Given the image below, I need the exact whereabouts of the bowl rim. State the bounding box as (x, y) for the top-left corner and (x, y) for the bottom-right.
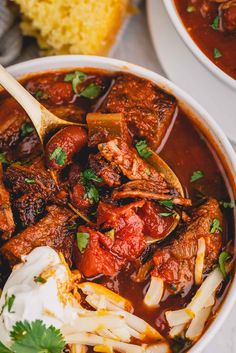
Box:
(163, 0), (236, 91)
(6, 55), (236, 353)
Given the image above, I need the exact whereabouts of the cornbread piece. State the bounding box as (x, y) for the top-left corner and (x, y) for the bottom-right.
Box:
(100, 74), (177, 149)
(14, 0), (128, 55)
(1, 205), (74, 266)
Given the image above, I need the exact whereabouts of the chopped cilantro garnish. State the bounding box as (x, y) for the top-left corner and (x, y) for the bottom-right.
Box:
(218, 251), (231, 278)
(64, 70), (87, 94)
(105, 229), (115, 241)
(210, 218), (222, 233)
(214, 47), (222, 59)
(77, 232), (90, 253)
(158, 199), (174, 209)
(21, 123), (34, 138)
(0, 294), (15, 315)
(35, 90), (49, 100)
(187, 5), (196, 13)
(211, 16), (220, 30)
(135, 140), (152, 159)
(170, 283), (177, 291)
(82, 169), (102, 183)
(49, 147), (67, 166)
(220, 200), (235, 209)
(190, 170), (204, 182)
(80, 83), (101, 99)
(1, 320), (66, 353)
(159, 212), (173, 217)
(0, 152), (9, 164)
(172, 337), (192, 353)
(34, 276), (47, 284)
(86, 184), (99, 203)
(25, 178), (35, 184)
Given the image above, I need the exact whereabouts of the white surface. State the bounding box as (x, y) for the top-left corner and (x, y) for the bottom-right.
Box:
(7, 55), (236, 353)
(146, 0), (236, 144)
(164, 0), (236, 91)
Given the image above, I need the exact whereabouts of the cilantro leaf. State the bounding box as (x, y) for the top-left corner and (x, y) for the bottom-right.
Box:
(77, 232), (90, 253)
(21, 123), (34, 138)
(10, 320), (65, 353)
(35, 90), (49, 100)
(86, 184), (99, 203)
(34, 276), (47, 284)
(158, 199), (174, 209)
(25, 178), (35, 184)
(218, 251), (231, 278)
(220, 200), (235, 209)
(210, 218), (222, 233)
(0, 294), (15, 315)
(80, 83), (101, 99)
(49, 147), (67, 166)
(211, 16), (220, 30)
(82, 169), (102, 183)
(135, 140), (152, 159)
(0, 153), (9, 164)
(0, 342), (13, 353)
(214, 47), (222, 59)
(64, 71), (87, 94)
(190, 170), (204, 182)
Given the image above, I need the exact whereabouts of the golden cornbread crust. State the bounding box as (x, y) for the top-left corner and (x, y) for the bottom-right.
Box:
(14, 0), (129, 55)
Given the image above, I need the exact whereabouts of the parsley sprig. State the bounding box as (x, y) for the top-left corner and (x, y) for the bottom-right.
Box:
(0, 320), (65, 353)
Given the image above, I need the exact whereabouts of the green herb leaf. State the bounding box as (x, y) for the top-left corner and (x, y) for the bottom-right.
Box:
(211, 16), (220, 30)
(0, 294), (15, 315)
(49, 147), (67, 166)
(210, 218), (222, 233)
(159, 212), (173, 217)
(25, 178), (35, 184)
(190, 170), (204, 182)
(35, 90), (49, 100)
(80, 83), (101, 99)
(77, 232), (90, 253)
(104, 229), (115, 241)
(34, 276), (47, 284)
(218, 251), (231, 278)
(86, 184), (99, 203)
(82, 169), (102, 183)
(170, 283), (177, 291)
(21, 123), (34, 138)
(187, 5), (196, 13)
(172, 337), (192, 353)
(135, 140), (152, 159)
(158, 199), (174, 209)
(214, 47), (222, 59)
(10, 320), (65, 353)
(0, 153), (9, 164)
(219, 200), (235, 209)
(0, 342), (13, 353)
(64, 71), (87, 94)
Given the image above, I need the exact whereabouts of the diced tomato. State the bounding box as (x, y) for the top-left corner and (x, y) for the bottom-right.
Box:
(138, 201), (175, 240)
(77, 226), (125, 277)
(48, 82), (73, 104)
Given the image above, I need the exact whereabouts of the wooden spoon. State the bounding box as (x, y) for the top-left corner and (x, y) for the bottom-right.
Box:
(0, 64), (85, 143)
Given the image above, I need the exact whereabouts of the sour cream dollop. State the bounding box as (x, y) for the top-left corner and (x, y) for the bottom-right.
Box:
(0, 246), (78, 346)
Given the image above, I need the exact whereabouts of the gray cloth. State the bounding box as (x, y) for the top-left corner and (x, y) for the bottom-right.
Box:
(0, 0), (23, 65)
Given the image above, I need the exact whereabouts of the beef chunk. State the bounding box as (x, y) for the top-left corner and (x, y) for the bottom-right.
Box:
(13, 193), (45, 227)
(5, 159), (67, 205)
(0, 165), (15, 239)
(152, 198), (223, 292)
(219, 0), (236, 32)
(98, 138), (168, 187)
(100, 74), (177, 149)
(1, 205), (75, 266)
(0, 98), (28, 151)
(89, 153), (121, 187)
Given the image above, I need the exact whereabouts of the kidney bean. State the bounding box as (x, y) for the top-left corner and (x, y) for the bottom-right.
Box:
(46, 126), (87, 170)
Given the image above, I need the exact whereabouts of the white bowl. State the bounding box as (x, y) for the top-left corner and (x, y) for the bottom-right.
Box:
(6, 55), (236, 352)
(164, 0), (236, 91)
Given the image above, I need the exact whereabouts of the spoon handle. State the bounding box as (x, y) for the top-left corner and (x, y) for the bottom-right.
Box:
(0, 64), (42, 137)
